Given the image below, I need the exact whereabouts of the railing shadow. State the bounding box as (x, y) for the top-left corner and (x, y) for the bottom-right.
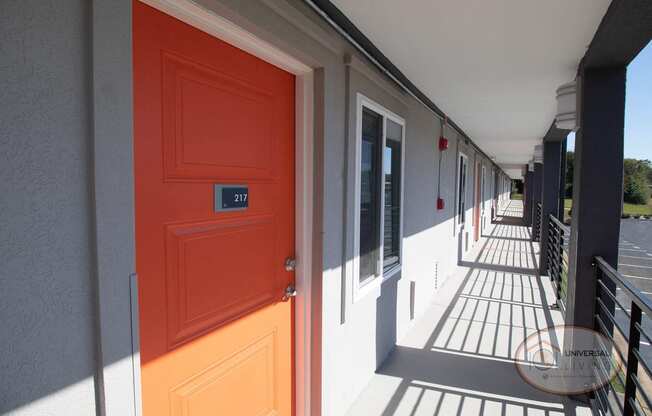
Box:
(350, 201), (591, 416)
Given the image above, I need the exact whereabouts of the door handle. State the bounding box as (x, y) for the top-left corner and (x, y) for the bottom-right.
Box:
(282, 284), (297, 301)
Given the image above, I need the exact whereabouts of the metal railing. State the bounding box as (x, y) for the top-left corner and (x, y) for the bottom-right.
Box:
(546, 214), (569, 312)
(533, 202), (542, 241)
(594, 257), (652, 416)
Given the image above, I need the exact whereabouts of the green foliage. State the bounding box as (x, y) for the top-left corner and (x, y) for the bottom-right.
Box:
(641, 159), (652, 184)
(565, 151), (574, 186)
(623, 159), (651, 205)
(565, 153), (651, 206)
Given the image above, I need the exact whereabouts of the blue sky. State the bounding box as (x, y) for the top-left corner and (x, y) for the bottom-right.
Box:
(567, 41), (652, 160)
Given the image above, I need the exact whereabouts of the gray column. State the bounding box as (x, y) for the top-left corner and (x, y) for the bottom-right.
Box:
(558, 138), (568, 221)
(539, 140), (563, 274)
(566, 67), (626, 329)
(530, 163), (543, 239)
(523, 169), (533, 225)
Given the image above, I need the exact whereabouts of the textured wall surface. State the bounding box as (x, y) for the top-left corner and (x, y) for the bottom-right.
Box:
(0, 1), (98, 415)
(0, 0), (514, 415)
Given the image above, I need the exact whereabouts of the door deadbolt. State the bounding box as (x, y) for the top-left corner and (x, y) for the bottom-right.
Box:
(285, 257), (297, 271)
(282, 284), (297, 301)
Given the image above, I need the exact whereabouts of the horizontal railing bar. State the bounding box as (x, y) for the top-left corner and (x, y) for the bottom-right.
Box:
(595, 380), (624, 416)
(595, 314), (629, 366)
(632, 348), (652, 379)
(596, 298), (630, 343)
(634, 321), (652, 346)
(594, 342), (627, 394)
(549, 214), (570, 234)
(628, 397), (644, 416)
(597, 278), (633, 321)
(630, 373), (652, 413)
(595, 257), (652, 317)
(593, 386), (610, 415)
(595, 327), (628, 368)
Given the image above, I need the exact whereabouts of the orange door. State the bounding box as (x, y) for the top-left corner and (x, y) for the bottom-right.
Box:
(133, 3), (295, 415)
(474, 162), (481, 241)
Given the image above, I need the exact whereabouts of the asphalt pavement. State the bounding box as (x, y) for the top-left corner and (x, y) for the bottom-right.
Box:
(614, 219), (652, 363)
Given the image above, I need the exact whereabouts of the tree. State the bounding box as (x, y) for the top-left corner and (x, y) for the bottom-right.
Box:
(565, 154), (651, 205)
(641, 159), (652, 184)
(565, 151), (574, 197)
(623, 159), (651, 205)
(565, 151), (574, 185)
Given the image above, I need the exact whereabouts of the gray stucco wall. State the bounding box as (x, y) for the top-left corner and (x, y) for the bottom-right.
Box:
(0, 1), (512, 415)
(0, 1), (98, 414)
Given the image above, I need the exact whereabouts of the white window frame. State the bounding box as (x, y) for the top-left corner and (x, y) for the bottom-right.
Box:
(456, 152), (469, 229)
(352, 93), (406, 302)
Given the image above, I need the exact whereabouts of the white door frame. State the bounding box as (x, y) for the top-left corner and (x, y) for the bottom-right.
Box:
(137, 1), (316, 414)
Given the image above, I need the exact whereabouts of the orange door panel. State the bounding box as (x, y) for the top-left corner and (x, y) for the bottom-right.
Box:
(133, 2), (295, 415)
(474, 163), (481, 242)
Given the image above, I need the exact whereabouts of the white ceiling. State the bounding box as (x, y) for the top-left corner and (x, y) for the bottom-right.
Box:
(330, 0), (611, 178)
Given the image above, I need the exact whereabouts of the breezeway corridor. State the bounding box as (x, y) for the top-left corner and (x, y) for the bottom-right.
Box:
(346, 201), (594, 416)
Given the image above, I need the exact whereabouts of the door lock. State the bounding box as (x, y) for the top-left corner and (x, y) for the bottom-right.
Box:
(282, 284), (297, 301)
(284, 257), (297, 271)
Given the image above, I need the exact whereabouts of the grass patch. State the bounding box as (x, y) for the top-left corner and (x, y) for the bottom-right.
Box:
(511, 193), (523, 200)
(564, 198), (652, 220)
(564, 199), (572, 223)
(623, 200), (652, 216)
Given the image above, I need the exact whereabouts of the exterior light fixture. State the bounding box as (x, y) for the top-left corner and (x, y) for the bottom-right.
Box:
(533, 145), (544, 164)
(555, 79), (579, 131)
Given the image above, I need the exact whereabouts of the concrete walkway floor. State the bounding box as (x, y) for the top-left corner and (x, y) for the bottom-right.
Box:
(346, 201), (594, 416)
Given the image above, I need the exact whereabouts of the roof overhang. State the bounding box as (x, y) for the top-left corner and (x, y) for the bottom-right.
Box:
(307, 0), (616, 178)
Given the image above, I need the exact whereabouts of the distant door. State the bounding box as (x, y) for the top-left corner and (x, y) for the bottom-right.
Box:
(480, 166), (486, 233)
(134, 2), (295, 415)
(474, 162), (481, 241)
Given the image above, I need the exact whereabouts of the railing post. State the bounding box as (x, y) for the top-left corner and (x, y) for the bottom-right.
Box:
(624, 303), (642, 416)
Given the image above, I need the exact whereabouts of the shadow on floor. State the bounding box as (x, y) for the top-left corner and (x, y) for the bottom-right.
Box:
(346, 201), (593, 416)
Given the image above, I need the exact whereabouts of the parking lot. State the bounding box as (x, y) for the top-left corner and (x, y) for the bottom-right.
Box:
(619, 220), (652, 297)
(614, 219), (652, 362)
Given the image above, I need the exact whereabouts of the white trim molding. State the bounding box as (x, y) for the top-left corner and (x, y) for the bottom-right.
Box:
(140, 0), (312, 75)
(456, 151), (469, 232)
(352, 93), (406, 302)
(135, 2), (316, 415)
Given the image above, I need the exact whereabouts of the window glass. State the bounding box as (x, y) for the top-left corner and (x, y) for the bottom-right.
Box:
(383, 120), (402, 272)
(360, 108), (383, 282)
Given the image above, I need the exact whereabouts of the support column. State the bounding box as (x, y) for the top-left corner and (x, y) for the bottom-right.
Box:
(558, 138), (568, 221)
(523, 168), (533, 225)
(539, 140), (563, 275)
(532, 162), (543, 240)
(566, 67), (626, 329)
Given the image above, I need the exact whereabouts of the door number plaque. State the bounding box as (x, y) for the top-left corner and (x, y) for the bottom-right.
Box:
(214, 184), (248, 212)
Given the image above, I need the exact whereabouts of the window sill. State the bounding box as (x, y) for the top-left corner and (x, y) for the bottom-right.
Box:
(382, 264), (401, 282)
(353, 264), (402, 303)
